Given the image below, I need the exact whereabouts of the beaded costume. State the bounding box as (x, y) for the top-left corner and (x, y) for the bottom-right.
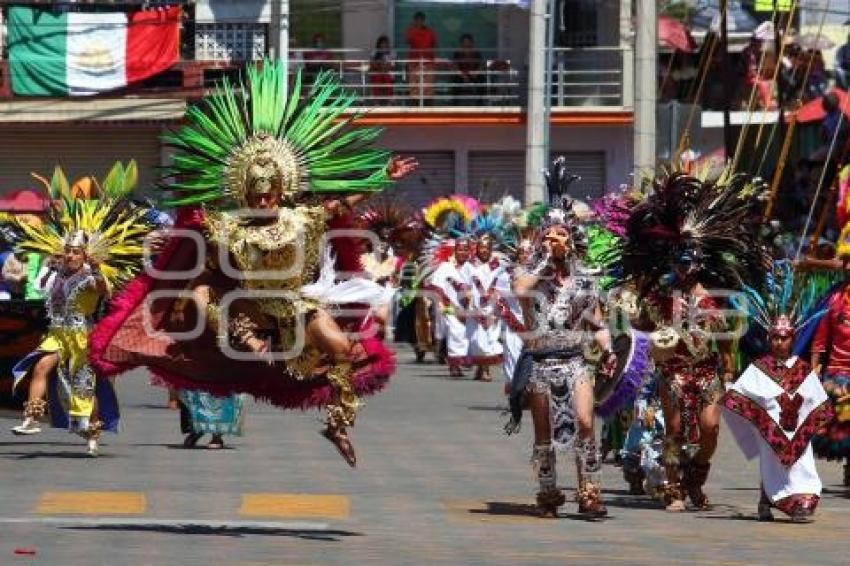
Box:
(89, 62), (401, 466)
(11, 162), (152, 452)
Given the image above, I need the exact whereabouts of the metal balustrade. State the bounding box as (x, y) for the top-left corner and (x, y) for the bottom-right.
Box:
(0, 19), (628, 109)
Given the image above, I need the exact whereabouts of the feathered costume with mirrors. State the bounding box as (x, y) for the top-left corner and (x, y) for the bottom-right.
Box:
(89, 62), (402, 467)
(11, 163), (153, 450)
(612, 170), (769, 510)
(508, 157), (625, 518)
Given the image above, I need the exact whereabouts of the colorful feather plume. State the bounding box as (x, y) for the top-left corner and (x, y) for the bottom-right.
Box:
(14, 163), (154, 288)
(162, 61), (392, 208)
(422, 195), (479, 231)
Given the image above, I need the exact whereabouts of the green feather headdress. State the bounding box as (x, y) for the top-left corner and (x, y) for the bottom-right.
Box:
(162, 60), (392, 208)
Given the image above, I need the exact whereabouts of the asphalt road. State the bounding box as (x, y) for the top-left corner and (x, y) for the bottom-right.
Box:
(0, 345), (848, 566)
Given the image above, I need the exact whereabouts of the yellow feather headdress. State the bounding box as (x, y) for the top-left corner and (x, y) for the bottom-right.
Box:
(13, 162), (153, 288)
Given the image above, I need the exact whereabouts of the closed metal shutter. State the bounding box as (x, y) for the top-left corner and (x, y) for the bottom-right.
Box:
(0, 125), (163, 198)
(468, 151), (525, 202)
(554, 151), (607, 200)
(468, 150), (607, 203)
(390, 151), (455, 208)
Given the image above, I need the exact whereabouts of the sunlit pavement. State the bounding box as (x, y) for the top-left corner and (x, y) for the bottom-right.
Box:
(1, 345), (848, 565)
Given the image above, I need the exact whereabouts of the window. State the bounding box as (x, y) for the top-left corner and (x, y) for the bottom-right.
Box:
(195, 23), (267, 62)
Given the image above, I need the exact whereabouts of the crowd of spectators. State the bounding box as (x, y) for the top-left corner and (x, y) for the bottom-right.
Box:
(659, 25), (845, 112)
(297, 12), (493, 105)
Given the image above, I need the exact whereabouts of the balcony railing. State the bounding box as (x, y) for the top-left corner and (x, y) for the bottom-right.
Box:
(549, 47), (627, 108)
(0, 20), (629, 110)
(289, 48), (521, 108)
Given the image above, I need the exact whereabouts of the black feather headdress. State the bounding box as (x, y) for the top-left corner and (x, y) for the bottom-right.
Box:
(539, 156), (590, 255)
(615, 171), (769, 296)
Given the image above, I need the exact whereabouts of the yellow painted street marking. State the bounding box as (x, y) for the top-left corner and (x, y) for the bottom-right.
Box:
(35, 491), (146, 515)
(239, 494), (350, 520)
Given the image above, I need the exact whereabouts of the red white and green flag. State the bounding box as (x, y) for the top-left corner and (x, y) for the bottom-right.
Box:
(8, 6), (181, 96)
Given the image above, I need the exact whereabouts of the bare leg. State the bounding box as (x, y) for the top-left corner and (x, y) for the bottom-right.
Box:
(659, 381), (686, 511)
(167, 388), (179, 410)
(12, 352), (58, 435)
(307, 309), (358, 468)
(28, 352), (57, 403)
(573, 378), (607, 517)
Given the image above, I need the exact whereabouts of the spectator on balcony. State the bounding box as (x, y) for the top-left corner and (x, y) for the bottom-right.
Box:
(369, 35), (395, 105)
(304, 33), (336, 84)
(741, 34), (776, 110)
(405, 11), (437, 105)
(452, 33), (483, 105)
(834, 32), (850, 90)
(779, 43), (804, 105)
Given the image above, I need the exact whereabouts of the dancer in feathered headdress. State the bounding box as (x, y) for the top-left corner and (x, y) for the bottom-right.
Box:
(612, 169), (770, 511)
(88, 62), (416, 467)
(10, 162), (154, 456)
(460, 201), (524, 381)
(722, 261), (832, 522)
(356, 201), (421, 283)
(507, 156), (644, 518)
(420, 195), (480, 377)
(354, 201), (423, 340)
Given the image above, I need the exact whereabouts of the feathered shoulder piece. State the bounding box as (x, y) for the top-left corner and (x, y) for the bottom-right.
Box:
(615, 170), (769, 295)
(162, 61), (392, 208)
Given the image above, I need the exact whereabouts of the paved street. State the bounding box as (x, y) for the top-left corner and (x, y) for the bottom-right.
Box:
(1, 345), (848, 566)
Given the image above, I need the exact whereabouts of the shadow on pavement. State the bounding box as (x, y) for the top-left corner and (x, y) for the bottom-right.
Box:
(0, 450), (114, 460)
(0, 441), (88, 447)
(698, 511), (815, 524)
(64, 524), (363, 541)
(462, 405), (506, 412)
(822, 486), (850, 498)
(126, 442), (237, 451)
(124, 404), (179, 411)
(470, 501), (610, 523)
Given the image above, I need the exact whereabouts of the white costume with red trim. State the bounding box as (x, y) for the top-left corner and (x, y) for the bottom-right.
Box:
(428, 259), (471, 366)
(722, 355), (831, 513)
(463, 258), (504, 367)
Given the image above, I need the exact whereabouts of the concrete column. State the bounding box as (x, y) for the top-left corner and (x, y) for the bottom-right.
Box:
(524, 0), (547, 204)
(620, 0), (634, 109)
(455, 148), (469, 194)
(632, 0), (656, 176)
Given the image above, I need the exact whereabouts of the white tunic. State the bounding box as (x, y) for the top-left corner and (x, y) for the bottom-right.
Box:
(428, 260), (471, 363)
(722, 356), (829, 504)
(462, 258), (504, 365)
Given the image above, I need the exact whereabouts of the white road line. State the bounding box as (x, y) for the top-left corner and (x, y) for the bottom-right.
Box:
(0, 517), (332, 530)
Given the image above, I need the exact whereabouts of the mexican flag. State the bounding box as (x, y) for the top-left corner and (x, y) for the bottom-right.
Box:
(8, 6), (181, 96)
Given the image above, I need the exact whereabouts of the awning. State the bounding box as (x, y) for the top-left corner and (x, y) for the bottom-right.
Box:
(0, 98), (186, 123)
(0, 189), (49, 213)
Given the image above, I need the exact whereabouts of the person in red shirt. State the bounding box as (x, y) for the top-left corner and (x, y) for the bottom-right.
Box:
(369, 35), (395, 104)
(810, 268), (850, 485)
(405, 12), (437, 104)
